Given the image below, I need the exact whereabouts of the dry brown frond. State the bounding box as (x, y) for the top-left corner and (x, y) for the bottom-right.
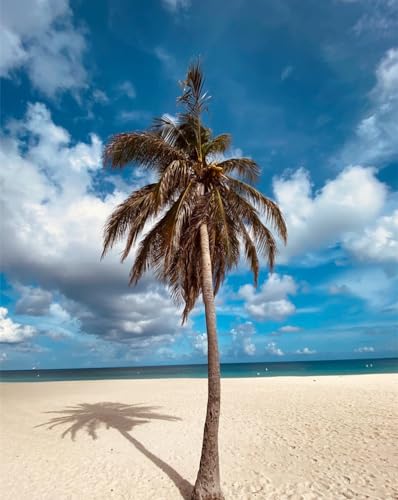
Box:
(218, 158), (260, 182)
(103, 132), (186, 170)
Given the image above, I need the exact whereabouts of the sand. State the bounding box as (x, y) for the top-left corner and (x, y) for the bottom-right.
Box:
(1, 374), (397, 500)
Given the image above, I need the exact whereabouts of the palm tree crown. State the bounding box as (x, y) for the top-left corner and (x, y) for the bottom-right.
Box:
(102, 62), (287, 322)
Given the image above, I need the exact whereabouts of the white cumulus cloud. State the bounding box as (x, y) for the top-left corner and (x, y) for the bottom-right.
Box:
(343, 210), (398, 263)
(273, 166), (388, 263)
(296, 347), (316, 355)
(0, 308), (37, 343)
(354, 346), (375, 353)
(239, 274), (297, 321)
(279, 325), (301, 333)
(266, 342), (284, 356)
(0, 0), (88, 97)
(192, 333), (208, 356)
(230, 322), (256, 357)
(340, 47), (398, 166)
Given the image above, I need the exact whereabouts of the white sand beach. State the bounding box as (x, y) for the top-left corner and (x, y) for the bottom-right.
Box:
(1, 374), (397, 500)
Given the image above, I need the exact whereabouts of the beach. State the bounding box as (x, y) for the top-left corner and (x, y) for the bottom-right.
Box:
(1, 374), (397, 499)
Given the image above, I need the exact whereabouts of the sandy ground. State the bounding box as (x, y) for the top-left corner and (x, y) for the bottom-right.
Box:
(0, 374), (397, 500)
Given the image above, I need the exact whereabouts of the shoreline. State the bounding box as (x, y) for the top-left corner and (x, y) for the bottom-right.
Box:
(1, 374), (397, 499)
(1, 355), (396, 370)
(1, 357), (397, 383)
(1, 371), (397, 384)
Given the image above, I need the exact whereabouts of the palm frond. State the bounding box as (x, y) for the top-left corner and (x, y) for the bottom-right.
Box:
(211, 188), (240, 267)
(103, 132), (186, 170)
(238, 222), (260, 286)
(222, 186), (277, 270)
(129, 221), (162, 285)
(203, 134), (231, 158)
(177, 61), (210, 116)
(227, 176), (287, 243)
(162, 180), (198, 255)
(217, 158), (260, 182)
(248, 214), (277, 270)
(102, 184), (159, 259)
(155, 159), (192, 207)
(151, 115), (188, 149)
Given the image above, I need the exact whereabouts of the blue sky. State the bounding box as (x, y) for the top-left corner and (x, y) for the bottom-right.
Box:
(0, 0), (397, 370)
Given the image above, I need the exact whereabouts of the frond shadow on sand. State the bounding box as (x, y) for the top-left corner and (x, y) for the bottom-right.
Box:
(37, 402), (192, 499)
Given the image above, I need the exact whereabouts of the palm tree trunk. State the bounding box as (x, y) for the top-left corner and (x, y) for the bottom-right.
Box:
(191, 223), (224, 500)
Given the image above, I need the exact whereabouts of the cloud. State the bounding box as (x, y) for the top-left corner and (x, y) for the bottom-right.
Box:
(327, 268), (397, 310)
(279, 325), (301, 333)
(382, 302), (398, 313)
(192, 333), (208, 356)
(296, 347), (316, 355)
(273, 166), (388, 263)
(15, 286), (53, 316)
(0, 0), (87, 97)
(354, 346), (375, 353)
(230, 322), (256, 357)
(92, 89), (109, 104)
(0, 308), (37, 343)
(154, 47), (182, 80)
(265, 341), (284, 356)
(343, 210), (398, 263)
(314, 321), (397, 338)
(12, 342), (49, 354)
(118, 110), (152, 124)
(243, 340), (256, 356)
(161, 0), (191, 12)
(328, 284), (351, 295)
(351, 1), (398, 39)
(239, 274), (297, 321)
(281, 65), (293, 81)
(0, 102), (187, 353)
(339, 48), (398, 166)
(156, 347), (178, 360)
(116, 81), (136, 99)
(35, 302), (81, 341)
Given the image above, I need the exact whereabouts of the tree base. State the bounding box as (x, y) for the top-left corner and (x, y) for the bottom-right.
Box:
(191, 485), (225, 500)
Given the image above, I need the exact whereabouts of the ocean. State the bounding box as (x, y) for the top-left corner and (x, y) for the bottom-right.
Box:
(1, 357), (397, 382)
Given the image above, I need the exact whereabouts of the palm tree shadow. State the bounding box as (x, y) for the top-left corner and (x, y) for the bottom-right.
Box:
(36, 402), (192, 499)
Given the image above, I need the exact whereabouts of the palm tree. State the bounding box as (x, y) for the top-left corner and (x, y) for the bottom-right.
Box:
(102, 62), (287, 500)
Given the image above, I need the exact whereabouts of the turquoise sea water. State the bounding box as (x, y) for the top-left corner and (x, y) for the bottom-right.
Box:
(1, 358), (397, 382)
